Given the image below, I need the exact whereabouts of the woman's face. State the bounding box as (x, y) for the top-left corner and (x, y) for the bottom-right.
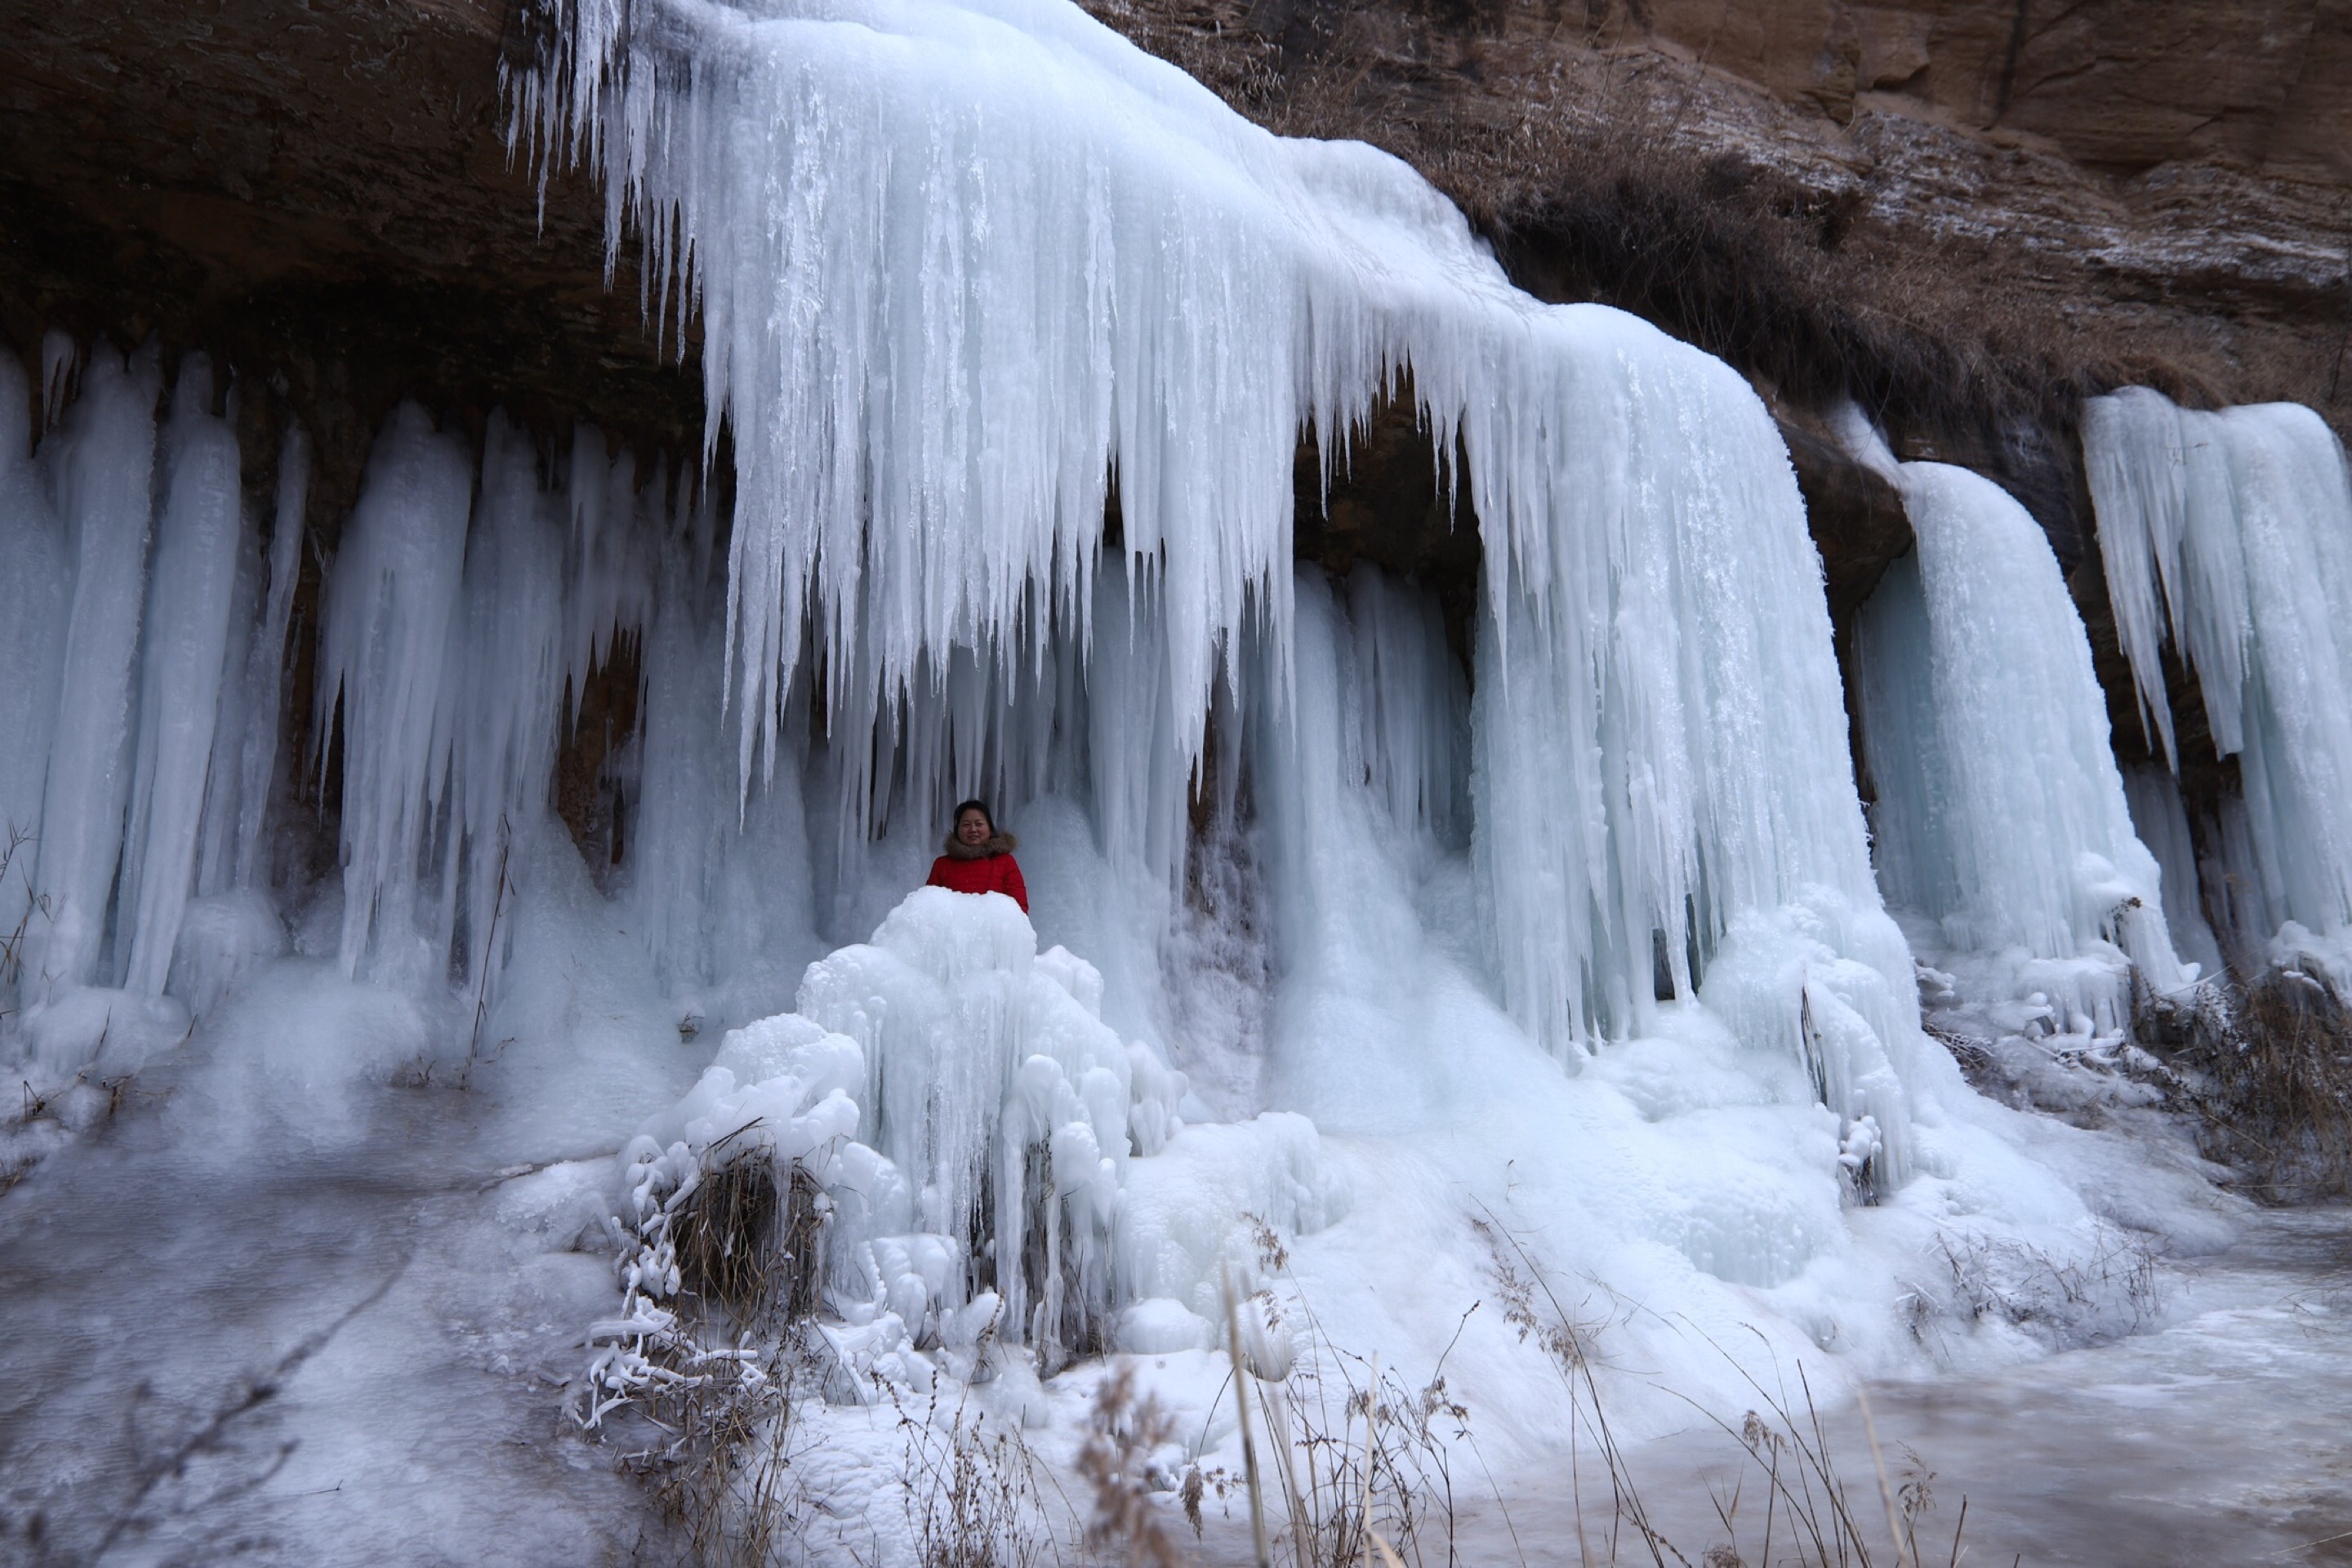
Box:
(956, 809), (991, 846)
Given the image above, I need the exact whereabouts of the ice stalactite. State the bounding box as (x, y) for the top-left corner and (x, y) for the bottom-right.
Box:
(2123, 764), (2227, 980)
(228, 422), (310, 894)
(316, 402), (476, 988)
(318, 408), (675, 996)
(1466, 313), (1905, 1065)
(1851, 451), (2190, 1031)
(2086, 388), (2352, 974)
(0, 356), (72, 998)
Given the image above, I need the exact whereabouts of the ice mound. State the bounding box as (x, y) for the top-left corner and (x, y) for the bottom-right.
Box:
(602, 885), (1334, 1384)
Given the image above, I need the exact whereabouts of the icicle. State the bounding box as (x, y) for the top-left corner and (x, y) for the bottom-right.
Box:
(453, 415), (571, 987)
(230, 422), (311, 892)
(117, 356), (248, 996)
(2123, 764), (2225, 979)
(2087, 389), (2352, 954)
(316, 401), (474, 985)
(39, 329), (79, 431)
(27, 343), (163, 995)
(0, 354), (74, 1004)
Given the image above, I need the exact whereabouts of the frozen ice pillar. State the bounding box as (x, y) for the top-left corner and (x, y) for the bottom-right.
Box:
(1852, 444), (2190, 1029)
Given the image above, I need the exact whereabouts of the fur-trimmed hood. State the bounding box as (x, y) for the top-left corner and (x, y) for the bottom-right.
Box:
(942, 830), (1018, 859)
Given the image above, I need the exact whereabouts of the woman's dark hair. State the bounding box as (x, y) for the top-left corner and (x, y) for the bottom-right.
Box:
(951, 799), (994, 832)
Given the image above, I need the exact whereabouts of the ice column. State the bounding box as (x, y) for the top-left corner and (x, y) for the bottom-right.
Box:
(2086, 389), (2352, 963)
(316, 402), (474, 985)
(27, 345), (163, 992)
(1469, 311), (1904, 1055)
(0, 354), (73, 995)
(115, 358), (248, 996)
(1853, 458), (2190, 1018)
(229, 424), (310, 892)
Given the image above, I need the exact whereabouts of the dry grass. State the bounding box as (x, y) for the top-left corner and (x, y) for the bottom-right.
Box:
(1199, 1282), (1472, 1568)
(1474, 1205), (1970, 1568)
(1079, 1367), (1188, 1568)
(1, 821), (51, 1029)
(2156, 965), (2352, 1202)
(581, 1133), (828, 1566)
(891, 1367), (1074, 1568)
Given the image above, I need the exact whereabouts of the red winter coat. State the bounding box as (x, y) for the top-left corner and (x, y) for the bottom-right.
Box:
(925, 832), (1030, 913)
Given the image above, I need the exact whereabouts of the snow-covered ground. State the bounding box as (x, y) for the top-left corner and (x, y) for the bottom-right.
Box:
(0, 999), (684, 1564)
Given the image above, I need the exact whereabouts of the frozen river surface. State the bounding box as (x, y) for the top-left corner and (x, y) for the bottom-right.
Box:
(1435, 1205), (2352, 1568)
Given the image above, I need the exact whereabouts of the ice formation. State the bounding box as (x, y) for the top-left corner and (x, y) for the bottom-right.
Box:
(506, 0), (1939, 1153)
(1851, 448), (2190, 1029)
(2086, 388), (2352, 971)
(604, 888), (1219, 1379)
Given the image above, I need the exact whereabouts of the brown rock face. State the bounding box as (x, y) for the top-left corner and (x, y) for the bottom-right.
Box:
(1099, 0), (2352, 430)
(0, 0), (699, 535)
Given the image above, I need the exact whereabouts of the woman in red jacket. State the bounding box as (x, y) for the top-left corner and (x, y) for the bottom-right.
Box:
(925, 798), (1029, 914)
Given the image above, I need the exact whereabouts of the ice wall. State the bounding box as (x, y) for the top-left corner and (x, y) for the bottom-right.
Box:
(2086, 389), (2352, 968)
(1852, 457), (2190, 1026)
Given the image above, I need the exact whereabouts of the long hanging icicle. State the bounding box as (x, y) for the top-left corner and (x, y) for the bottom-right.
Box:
(0, 354), (73, 993)
(27, 345), (163, 995)
(316, 402), (475, 985)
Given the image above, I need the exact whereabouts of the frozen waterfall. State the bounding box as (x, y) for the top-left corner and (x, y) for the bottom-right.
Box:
(1851, 444), (2191, 1032)
(511, 0), (1939, 1156)
(3, 0), (2259, 1438)
(2086, 388), (2352, 976)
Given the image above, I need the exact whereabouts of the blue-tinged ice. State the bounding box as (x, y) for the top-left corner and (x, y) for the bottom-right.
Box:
(1851, 448), (2190, 1031)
